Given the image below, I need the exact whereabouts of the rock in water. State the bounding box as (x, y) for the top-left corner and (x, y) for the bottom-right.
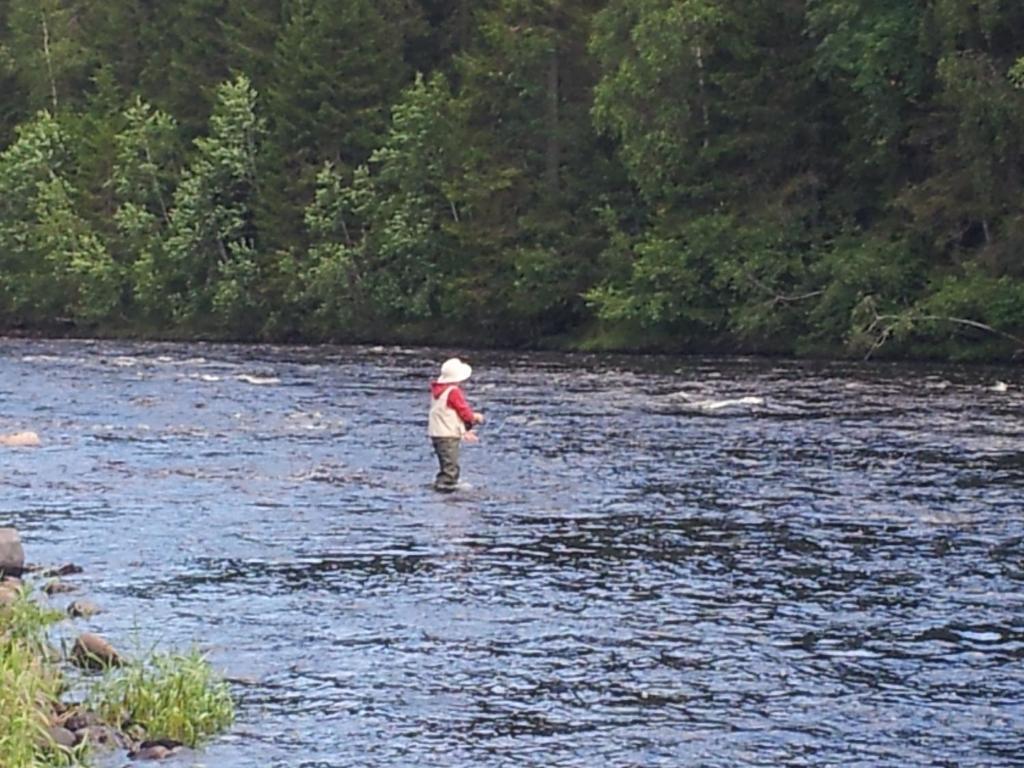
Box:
(130, 740), (184, 761)
(71, 632), (123, 668)
(67, 599), (102, 618)
(43, 579), (77, 595)
(0, 431), (41, 447)
(0, 528), (25, 577)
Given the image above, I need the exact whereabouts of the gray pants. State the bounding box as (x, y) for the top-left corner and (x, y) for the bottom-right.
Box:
(431, 437), (461, 491)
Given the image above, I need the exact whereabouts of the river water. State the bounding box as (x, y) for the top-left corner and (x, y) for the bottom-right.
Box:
(2, 339), (1023, 767)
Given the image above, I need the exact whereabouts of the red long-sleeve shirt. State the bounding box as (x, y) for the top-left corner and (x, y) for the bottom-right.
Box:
(430, 382), (476, 427)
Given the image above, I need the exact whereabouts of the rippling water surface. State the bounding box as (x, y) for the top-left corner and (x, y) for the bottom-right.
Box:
(2, 339), (1023, 767)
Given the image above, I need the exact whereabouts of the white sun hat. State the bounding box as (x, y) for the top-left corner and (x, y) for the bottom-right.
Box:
(437, 357), (472, 384)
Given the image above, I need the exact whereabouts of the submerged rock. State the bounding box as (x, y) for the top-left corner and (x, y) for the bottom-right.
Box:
(67, 599), (102, 618)
(43, 579), (76, 595)
(0, 430), (40, 447)
(130, 740), (185, 761)
(0, 527), (25, 577)
(71, 632), (123, 669)
(43, 563), (84, 578)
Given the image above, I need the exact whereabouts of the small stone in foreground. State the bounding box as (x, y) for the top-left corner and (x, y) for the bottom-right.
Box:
(71, 632), (123, 669)
(46, 725), (78, 749)
(0, 527), (25, 577)
(75, 724), (126, 749)
(62, 708), (101, 732)
(0, 584), (20, 606)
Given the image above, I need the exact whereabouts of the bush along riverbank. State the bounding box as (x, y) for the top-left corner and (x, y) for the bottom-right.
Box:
(0, 528), (234, 765)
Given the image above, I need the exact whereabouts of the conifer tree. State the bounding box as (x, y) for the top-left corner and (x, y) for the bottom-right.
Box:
(4, 0), (94, 114)
(153, 75), (266, 333)
(259, 0), (409, 251)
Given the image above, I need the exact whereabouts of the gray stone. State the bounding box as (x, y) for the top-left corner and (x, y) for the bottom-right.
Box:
(63, 709), (101, 732)
(43, 563), (83, 578)
(130, 742), (185, 761)
(0, 527), (25, 577)
(68, 599), (102, 618)
(0, 583), (20, 607)
(133, 744), (172, 760)
(71, 632), (123, 669)
(43, 579), (76, 595)
(46, 725), (78, 749)
(75, 725), (126, 749)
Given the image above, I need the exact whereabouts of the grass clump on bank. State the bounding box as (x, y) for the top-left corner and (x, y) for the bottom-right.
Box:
(2, 585), (234, 765)
(90, 649), (235, 747)
(0, 588), (77, 767)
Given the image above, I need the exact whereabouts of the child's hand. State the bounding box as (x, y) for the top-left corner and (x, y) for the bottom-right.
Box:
(463, 431), (479, 444)
(472, 412), (485, 424)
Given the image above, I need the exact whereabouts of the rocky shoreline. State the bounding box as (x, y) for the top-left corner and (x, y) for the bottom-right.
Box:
(1, 527), (233, 764)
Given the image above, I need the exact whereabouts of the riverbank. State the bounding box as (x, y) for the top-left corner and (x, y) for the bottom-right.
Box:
(0, 529), (233, 766)
(2, 321), (1023, 365)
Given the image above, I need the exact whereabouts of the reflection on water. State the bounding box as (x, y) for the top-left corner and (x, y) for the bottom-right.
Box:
(2, 339), (1023, 767)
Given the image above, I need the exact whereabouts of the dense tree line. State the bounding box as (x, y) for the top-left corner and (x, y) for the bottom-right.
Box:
(1, 0), (1023, 359)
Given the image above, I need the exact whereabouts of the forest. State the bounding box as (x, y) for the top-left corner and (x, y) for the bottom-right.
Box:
(1, 0), (1023, 360)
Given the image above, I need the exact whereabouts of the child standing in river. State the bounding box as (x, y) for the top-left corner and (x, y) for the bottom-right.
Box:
(428, 357), (484, 492)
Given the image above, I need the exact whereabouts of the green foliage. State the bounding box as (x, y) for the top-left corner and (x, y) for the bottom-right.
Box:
(256, 0), (412, 253)
(591, 0), (731, 204)
(153, 74), (266, 333)
(809, 236), (924, 352)
(0, 0), (1022, 358)
(1010, 57), (1024, 88)
(91, 649), (235, 747)
(935, 51), (1024, 222)
(916, 268), (1024, 355)
(0, 589), (77, 768)
(137, 0), (233, 134)
(807, 0), (925, 150)
(301, 73), (459, 336)
(266, 0), (407, 171)
(3, 587), (233, 766)
(109, 97), (183, 323)
(586, 214), (735, 339)
(4, 0), (95, 114)
(0, 111), (119, 325)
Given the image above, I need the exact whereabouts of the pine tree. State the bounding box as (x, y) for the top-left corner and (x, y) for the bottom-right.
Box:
(446, 0), (627, 340)
(258, 0), (409, 252)
(301, 73), (460, 337)
(138, 0), (232, 136)
(4, 0), (95, 114)
(151, 75), (267, 333)
(220, 0), (283, 89)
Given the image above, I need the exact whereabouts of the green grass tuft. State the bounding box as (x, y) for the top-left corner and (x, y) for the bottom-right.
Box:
(3, 586), (235, 765)
(0, 588), (75, 768)
(90, 649), (235, 747)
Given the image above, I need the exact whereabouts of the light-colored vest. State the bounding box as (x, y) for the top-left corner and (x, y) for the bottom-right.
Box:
(428, 386), (466, 438)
